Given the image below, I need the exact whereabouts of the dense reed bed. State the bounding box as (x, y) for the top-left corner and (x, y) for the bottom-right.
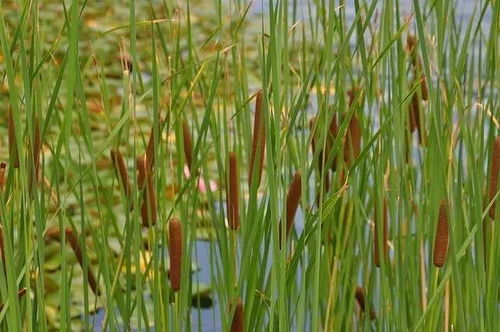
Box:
(0, 0), (498, 331)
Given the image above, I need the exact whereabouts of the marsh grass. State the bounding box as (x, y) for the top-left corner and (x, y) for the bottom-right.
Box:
(0, 0), (498, 331)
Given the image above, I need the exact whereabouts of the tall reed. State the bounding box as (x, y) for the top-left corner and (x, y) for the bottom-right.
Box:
(227, 152), (240, 230)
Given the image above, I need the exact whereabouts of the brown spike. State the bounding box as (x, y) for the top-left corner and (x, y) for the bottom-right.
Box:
(182, 120), (193, 172)
(230, 297), (244, 332)
(488, 137), (500, 219)
(0, 162), (6, 191)
(286, 171), (302, 236)
(145, 126), (156, 171)
(65, 228), (100, 296)
(433, 201), (449, 268)
(420, 75), (429, 101)
(168, 218), (183, 292)
(344, 115), (362, 166)
(373, 199), (388, 267)
(227, 152), (240, 230)
(355, 287), (376, 320)
(8, 110), (19, 168)
(110, 148), (132, 200)
(248, 90), (265, 187)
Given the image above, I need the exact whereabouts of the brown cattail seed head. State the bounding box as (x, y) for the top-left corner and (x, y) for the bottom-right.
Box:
(354, 287), (376, 320)
(145, 126), (157, 172)
(286, 171), (302, 236)
(374, 199), (388, 267)
(344, 115), (362, 166)
(0, 162), (6, 191)
(65, 228), (100, 296)
(230, 297), (244, 332)
(168, 218), (183, 292)
(433, 200), (449, 267)
(182, 120), (193, 172)
(420, 75), (429, 101)
(110, 149), (131, 199)
(248, 90), (265, 187)
(488, 137), (500, 219)
(227, 152), (240, 230)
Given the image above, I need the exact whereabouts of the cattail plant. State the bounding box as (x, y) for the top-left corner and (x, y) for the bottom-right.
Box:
(8, 110), (19, 168)
(168, 218), (183, 292)
(286, 171), (302, 236)
(433, 200), (449, 268)
(110, 148), (132, 201)
(65, 228), (100, 296)
(373, 198), (388, 267)
(227, 152), (240, 230)
(0, 162), (6, 191)
(354, 286), (376, 320)
(488, 137), (500, 219)
(230, 297), (244, 332)
(248, 90), (265, 187)
(182, 119), (193, 172)
(137, 155), (157, 227)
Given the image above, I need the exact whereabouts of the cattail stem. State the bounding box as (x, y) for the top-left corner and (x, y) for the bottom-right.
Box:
(374, 198), (388, 267)
(182, 120), (193, 172)
(227, 152), (240, 230)
(248, 90), (265, 187)
(0, 224), (4, 262)
(488, 137), (500, 219)
(65, 228), (100, 296)
(230, 297), (244, 332)
(137, 155), (157, 227)
(286, 171), (302, 236)
(29, 118), (42, 191)
(433, 200), (449, 268)
(168, 218), (183, 292)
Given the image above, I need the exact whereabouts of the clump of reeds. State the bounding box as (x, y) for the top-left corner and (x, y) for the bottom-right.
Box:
(248, 90), (265, 187)
(354, 286), (376, 320)
(0, 162), (6, 191)
(110, 148), (132, 201)
(286, 171), (302, 236)
(433, 200), (449, 268)
(488, 137), (500, 219)
(227, 152), (240, 230)
(230, 297), (244, 332)
(8, 110), (19, 168)
(137, 154), (157, 227)
(182, 119), (193, 172)
(373, 198), (388, 267)
(168, 218), (183, 292)
(65, 228), (100, 296)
